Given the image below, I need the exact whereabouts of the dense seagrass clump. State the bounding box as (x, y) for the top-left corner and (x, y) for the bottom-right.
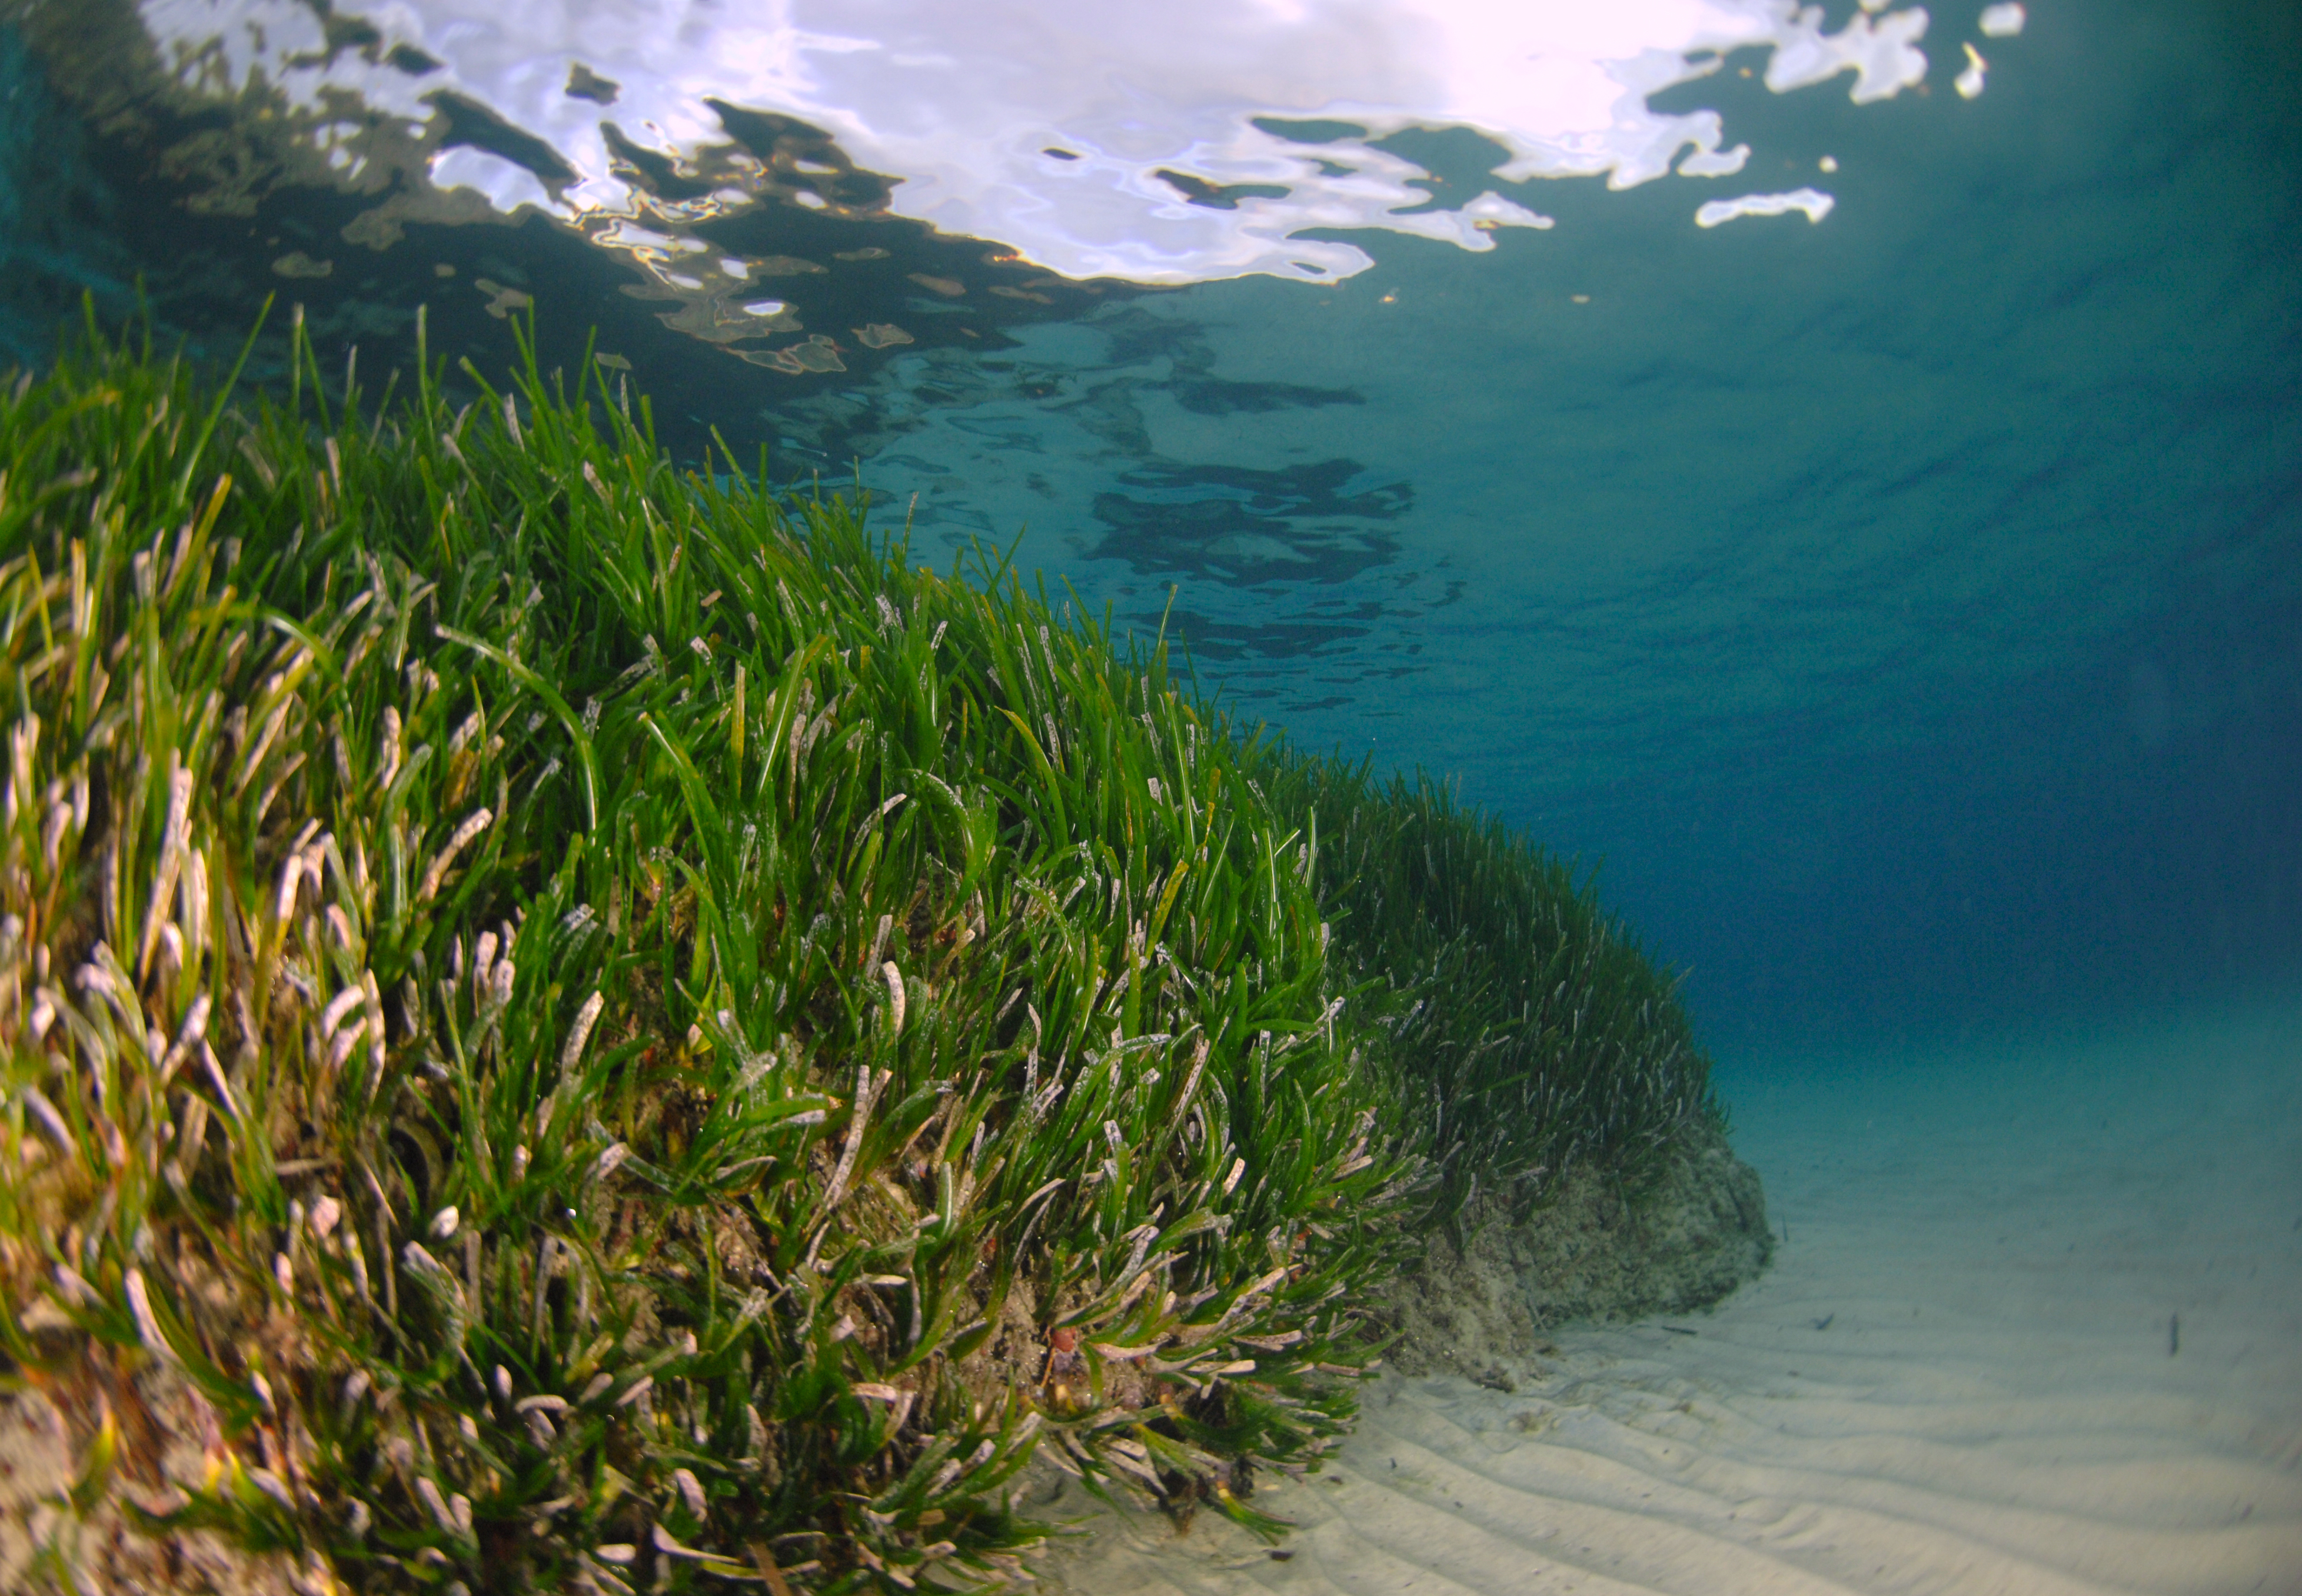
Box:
(1280, 761), (1722, 1233)
(0, 309), (1724, 1594)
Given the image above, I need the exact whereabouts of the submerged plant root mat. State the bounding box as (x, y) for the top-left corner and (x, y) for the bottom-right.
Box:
(1042, 998), (2302, 1596)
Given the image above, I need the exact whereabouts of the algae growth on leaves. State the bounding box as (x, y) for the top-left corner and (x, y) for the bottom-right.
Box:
(0, 306), (1725, 1592)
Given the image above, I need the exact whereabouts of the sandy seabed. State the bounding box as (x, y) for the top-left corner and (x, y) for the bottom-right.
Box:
(1044, 993), (2302, 1596)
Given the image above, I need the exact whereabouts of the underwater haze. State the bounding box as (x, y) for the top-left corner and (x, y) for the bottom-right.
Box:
(3, 0), (2300, 1587)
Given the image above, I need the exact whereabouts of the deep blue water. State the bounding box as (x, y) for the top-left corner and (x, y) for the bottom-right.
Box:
(3, 0), (2296, 1068)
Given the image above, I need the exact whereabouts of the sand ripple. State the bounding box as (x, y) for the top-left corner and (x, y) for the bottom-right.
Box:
(1047, 999), (2302, 1596)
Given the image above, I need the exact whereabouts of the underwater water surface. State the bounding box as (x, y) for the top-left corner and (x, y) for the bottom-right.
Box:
(2, 0), (2298, 1584)
(4, 0), (2294, 1059)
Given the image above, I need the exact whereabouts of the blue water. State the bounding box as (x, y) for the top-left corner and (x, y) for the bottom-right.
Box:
(2, 0), (2296, 1074)
(7, 3), (2301, 1590)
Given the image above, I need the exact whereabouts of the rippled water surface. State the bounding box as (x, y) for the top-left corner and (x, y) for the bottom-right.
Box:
(2, 0), (2296, 1055)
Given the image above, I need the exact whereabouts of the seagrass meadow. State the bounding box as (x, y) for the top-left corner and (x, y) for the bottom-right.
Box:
(0, 306), (1738, 1595)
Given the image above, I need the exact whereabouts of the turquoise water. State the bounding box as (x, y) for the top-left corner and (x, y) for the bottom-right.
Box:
(2, 0), (2296, 1070)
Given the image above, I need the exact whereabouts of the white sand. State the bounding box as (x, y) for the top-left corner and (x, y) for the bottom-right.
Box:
(1044, 995), (2302, 1596)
